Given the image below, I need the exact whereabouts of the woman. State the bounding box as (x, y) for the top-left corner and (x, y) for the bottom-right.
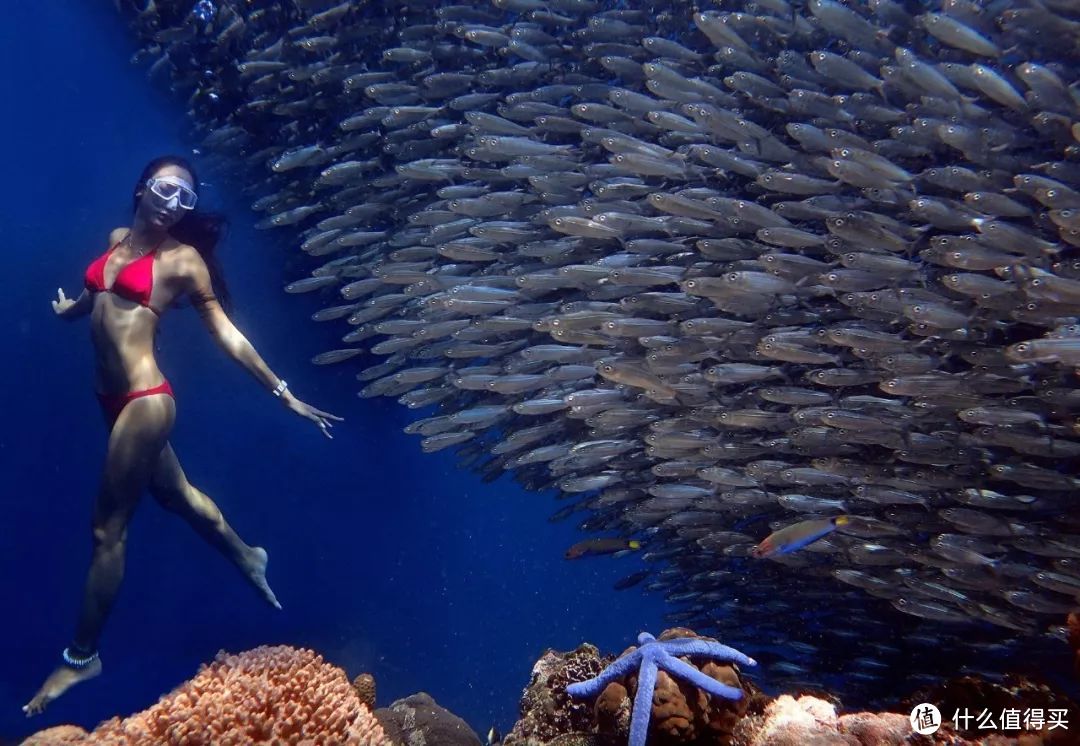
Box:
(24, 155), (342, 716)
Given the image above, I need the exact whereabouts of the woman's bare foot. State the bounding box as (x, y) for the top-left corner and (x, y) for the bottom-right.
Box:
(244, 546), (281, 609)
(23, 658), (102, 717)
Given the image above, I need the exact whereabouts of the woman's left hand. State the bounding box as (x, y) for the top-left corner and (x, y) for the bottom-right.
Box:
(282, 394), (344, 439)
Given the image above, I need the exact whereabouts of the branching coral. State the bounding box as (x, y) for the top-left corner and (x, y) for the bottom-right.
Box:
(24, 645), (392, 746)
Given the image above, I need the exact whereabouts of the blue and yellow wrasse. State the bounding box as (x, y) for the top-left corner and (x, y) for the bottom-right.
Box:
(565, 537), (641, 559)
(751, 516), (851, 559)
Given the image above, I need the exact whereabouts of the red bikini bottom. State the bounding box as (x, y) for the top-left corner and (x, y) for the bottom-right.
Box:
(96, 380), (174, 426)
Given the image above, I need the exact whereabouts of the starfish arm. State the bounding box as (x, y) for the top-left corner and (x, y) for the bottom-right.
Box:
(566, 649), (644, 698)
(656, 651), (745, 701)
(628, 658), (658, 746)
(658, 638), (758, 667)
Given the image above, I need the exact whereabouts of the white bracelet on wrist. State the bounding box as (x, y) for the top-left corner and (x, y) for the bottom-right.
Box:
(273, 379), (288, 397)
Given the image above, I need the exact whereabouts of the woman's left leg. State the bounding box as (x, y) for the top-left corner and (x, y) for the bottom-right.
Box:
(149, 443), (280, 609)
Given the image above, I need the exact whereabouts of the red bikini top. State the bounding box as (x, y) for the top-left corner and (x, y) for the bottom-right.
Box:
(85, 234), (166, 315)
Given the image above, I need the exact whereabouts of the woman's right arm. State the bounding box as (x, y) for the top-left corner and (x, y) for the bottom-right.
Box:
(53, 288), (93, 320)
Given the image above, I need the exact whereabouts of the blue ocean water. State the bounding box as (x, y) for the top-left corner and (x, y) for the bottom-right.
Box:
(0, 4), (667, 741)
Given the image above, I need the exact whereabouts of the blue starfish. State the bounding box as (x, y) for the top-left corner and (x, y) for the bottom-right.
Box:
(566, 632), (756, 746)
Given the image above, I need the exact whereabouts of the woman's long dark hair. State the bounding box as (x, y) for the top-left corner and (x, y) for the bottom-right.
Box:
(134, 155), (231, 311)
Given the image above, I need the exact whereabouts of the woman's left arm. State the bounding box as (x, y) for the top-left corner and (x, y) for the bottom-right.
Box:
(183, 253), (343, 438)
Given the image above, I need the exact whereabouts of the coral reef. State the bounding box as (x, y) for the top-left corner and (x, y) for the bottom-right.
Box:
(20, 635), (1080, 746)
(567, 629), (756, 746)
(21, 645), (391, 745)
(507, 629), (756, 746)
(375, 692), (482, 746)
(506, 632), (1080, 746)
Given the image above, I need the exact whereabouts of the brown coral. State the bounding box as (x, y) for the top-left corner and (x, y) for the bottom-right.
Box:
(503, 643), (610, 744)
(353, 672), (377, 709)
(24, 645), (392, 746)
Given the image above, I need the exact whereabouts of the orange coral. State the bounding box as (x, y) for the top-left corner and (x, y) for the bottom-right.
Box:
(26, 645), (391, 746)
(21, 724), (90, 744)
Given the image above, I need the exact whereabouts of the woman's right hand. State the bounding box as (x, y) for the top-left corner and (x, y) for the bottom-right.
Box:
(52, 288), (76, 317)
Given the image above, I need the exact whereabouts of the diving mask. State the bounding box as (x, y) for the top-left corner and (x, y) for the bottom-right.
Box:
(146, 176), (198, 210)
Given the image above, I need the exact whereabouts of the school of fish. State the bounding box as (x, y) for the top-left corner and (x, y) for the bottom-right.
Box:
(116, 0), (1080, 697)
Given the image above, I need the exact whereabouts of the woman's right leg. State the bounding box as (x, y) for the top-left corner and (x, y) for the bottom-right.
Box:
(23, 393), (175, 716)
(149, 443), (280, 609)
